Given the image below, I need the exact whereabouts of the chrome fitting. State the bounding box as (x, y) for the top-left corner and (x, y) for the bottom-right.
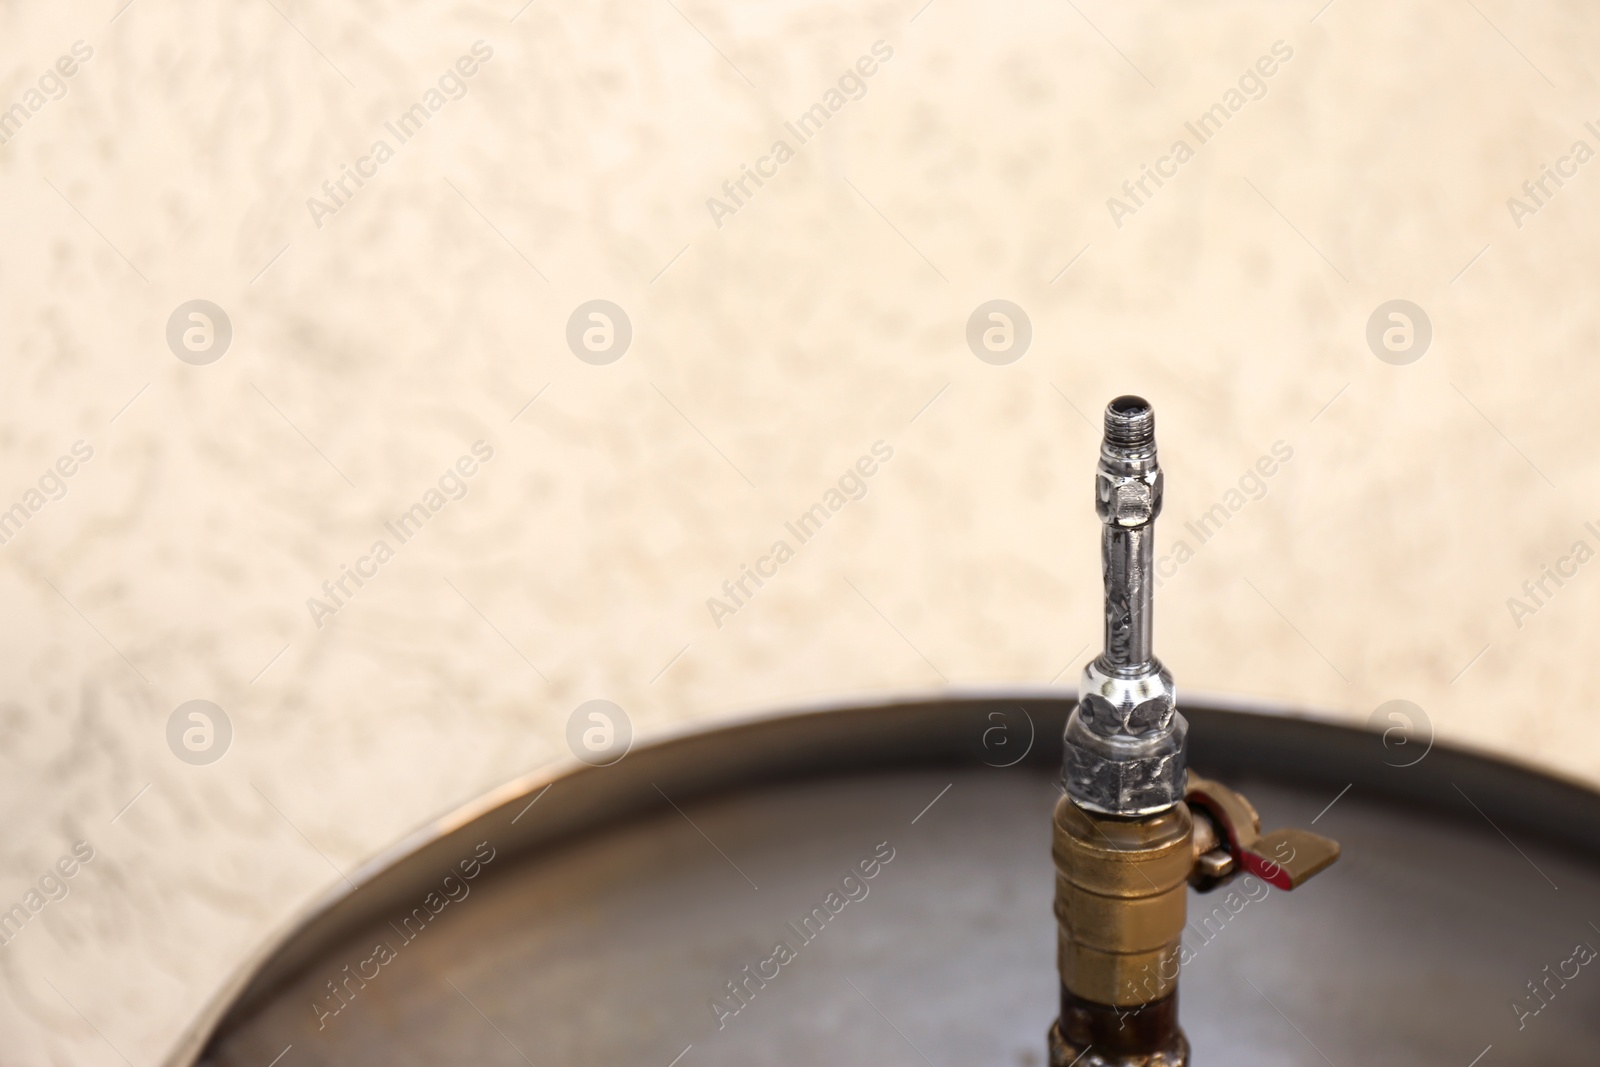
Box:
(1063, 396), (1188, 817)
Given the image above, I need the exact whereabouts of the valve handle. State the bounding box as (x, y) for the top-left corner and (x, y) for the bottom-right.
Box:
(1186, 775), (1341, 891)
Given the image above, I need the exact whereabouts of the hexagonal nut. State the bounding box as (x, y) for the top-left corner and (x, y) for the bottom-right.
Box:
(1094, 467), (1163, 527)
(1077, 660), (1177, 736)
(1063, 708), (1188, 816)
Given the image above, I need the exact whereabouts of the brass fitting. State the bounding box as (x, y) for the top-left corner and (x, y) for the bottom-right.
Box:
(1048, 778), (1341, 1067)
(1049, 795), (1192, 1067)
(1052, 796), (1191, 1007)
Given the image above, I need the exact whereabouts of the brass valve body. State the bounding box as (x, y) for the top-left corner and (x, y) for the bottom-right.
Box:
(1052, 795), (1192, 1007)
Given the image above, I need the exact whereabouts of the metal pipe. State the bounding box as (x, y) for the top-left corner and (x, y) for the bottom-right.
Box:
(1102, 524), (1154, 670)
(1098, 396), (1160, 672)
(1052, 398), (1343, 1067)
(1051, 395), (1191, 1066)
(1063, 396), (1186, 818)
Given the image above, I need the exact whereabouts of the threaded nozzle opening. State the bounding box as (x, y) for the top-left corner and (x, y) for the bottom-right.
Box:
(1104, 395), (1155, 448)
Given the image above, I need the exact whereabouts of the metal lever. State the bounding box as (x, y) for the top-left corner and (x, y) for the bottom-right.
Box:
(1186, 775), (1341, 891)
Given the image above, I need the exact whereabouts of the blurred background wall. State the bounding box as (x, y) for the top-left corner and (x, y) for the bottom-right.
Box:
(0, 0), (1597, 1061)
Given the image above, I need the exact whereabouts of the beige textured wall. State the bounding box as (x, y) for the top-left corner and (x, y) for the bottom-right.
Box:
(1, 0), (1597, 1061)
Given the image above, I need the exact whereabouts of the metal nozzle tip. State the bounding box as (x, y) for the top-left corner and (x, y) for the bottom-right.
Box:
(1104, 395), (1155, 448)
